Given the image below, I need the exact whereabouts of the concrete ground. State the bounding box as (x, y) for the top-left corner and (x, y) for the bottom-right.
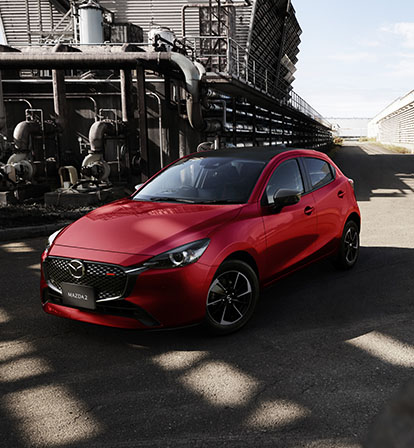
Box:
(0, 142), (414, 447)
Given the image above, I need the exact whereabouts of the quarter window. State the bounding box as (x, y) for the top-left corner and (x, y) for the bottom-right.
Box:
(303, 158), (334, 190)
(264, 159), (304, 205)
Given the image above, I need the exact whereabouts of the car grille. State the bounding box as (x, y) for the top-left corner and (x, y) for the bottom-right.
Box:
(44, 257), (128, 300)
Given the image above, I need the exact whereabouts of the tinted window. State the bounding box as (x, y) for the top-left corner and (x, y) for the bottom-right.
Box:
(264, 159), (304, 205)
(133, 156), (266, 204)
(304, 158), (334, 190)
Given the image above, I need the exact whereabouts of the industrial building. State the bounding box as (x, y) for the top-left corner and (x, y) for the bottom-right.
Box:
(0, 0), (332, 205)
(330, 118), (371, 140)
(368, 90), (414, 153)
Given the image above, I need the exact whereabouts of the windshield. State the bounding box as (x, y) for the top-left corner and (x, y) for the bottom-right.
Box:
(133, 156), (266, 204)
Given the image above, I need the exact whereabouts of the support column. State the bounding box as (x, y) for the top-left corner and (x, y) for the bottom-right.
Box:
(0, 73), (6, 135)
(0, 45), (22, 136)
(136, 63), (149, 180)
(52, 44), (79, 164)
(120, 68), (138, 180)
(52, 69), (69, 164)
(232, 98), (237, 146)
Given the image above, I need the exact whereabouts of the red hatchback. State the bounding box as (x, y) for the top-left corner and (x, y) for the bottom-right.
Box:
(41, 148), (360, 334)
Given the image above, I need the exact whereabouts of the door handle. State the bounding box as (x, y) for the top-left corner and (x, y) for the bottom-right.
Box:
(304, 206), (314, 215)
(338, 190), (345, 198)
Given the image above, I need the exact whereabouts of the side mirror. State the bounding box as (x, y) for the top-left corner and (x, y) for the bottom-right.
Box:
(134, 183), (143, 191)
(272, 189), (301, 212)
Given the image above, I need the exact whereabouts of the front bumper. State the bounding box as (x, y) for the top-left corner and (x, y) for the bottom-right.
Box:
(41, 254), (214, 329)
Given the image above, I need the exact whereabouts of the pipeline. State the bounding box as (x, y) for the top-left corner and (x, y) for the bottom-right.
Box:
(0, 120), (42, 184)
(88, 120), (116, 153)
(78, 120), (116, 184)
(13, 120), (42, 152)
(0, 50), (207, 131)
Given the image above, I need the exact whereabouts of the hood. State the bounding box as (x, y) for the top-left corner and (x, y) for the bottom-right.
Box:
(54, 198), (241, 255)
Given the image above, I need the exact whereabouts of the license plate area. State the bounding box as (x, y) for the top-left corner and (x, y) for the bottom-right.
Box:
(61, 283), (96, 310)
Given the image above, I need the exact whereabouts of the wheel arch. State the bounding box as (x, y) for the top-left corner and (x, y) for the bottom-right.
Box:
(346, 212), (361, 230)
(223, 250), (260, 280)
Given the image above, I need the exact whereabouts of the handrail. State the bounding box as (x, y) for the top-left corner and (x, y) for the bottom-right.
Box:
(183, 35), (331, 128)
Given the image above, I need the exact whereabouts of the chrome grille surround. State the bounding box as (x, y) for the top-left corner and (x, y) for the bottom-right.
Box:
(43, 257), (128, 301)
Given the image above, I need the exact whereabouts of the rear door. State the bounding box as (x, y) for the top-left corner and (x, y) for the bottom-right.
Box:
(261, 157), (318, 280)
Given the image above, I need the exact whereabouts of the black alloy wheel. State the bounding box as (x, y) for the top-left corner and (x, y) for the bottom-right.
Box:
(204, 260), (259, 335)
(335, 220), (360, 269)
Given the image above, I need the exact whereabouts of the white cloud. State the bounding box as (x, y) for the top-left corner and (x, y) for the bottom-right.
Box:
(384, 22), (414, 47)
(361, 40), (381, 48)
(394, 22), (414, 47)
(387, 57), (414, 78)
(329, 52), (376, 63)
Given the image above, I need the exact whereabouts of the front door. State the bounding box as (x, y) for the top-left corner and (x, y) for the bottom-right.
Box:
(261, 158), (318, 280)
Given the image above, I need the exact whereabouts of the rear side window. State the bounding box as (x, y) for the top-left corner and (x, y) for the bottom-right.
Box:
(303, 158), (334, 190)
(264, 159), (304, 205)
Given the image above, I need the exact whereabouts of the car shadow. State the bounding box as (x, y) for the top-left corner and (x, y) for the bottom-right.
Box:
(1, 238), (414, 447)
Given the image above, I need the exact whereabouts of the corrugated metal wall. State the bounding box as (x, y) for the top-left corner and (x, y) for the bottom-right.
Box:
(99, 0), (200, 39)
(0, 0), (254, 51)
(0, 0), (68, 45)
(379, 104), (414, 147)
(99, 0), (252, 45)
(0, 0), (29, 45)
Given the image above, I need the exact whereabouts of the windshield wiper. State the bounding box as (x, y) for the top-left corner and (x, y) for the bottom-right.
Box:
(149, 196), (197, 203)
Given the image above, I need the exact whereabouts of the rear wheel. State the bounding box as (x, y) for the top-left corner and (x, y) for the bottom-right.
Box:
(204, 260), (259, 335)
(334, 220), (360, 269)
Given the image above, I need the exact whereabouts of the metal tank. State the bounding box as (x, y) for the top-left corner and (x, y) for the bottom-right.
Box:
(79, 0), (104, 44)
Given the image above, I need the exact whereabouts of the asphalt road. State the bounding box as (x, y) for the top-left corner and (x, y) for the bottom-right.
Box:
(1, 142), (414, 447)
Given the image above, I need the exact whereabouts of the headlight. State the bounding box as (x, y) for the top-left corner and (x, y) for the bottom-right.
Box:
(44, 227), (64, 254)
(143, 238), (210, 269)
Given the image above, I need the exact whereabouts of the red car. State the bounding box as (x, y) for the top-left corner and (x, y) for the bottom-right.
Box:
(41, 148), (360, 334)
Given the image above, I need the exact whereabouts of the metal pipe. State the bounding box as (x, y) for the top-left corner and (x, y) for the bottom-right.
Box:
(2, 78), (166, 84)
(0, 50), (206, 131)
(4, 94), (98, 118)
(0, 51), (175, 69)
(146, 91), (163, 169)
(0, 73), (6, 134)
(13, 120), (42, 152)
(4, 98), (33, 109)
(88, 120), (116, 153)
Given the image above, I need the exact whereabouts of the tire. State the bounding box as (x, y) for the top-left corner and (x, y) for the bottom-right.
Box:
(334, 220), (360, 270)
(204, 260), (259, 335)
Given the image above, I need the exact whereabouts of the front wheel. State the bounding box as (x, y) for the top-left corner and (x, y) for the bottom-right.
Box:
(204, 260), (259, 335)
(334, 220), (360, 269)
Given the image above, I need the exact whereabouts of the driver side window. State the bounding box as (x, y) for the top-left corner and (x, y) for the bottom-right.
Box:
(264, 159), (304, 205)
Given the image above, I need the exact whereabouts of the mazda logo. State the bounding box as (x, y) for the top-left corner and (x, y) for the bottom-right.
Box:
(68, 260), (85, 280)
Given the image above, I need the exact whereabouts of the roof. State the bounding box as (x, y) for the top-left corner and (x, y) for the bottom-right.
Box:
(189, 146), (294, 162)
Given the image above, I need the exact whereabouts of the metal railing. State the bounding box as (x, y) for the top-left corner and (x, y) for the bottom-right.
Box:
(184, 35), (331, 128)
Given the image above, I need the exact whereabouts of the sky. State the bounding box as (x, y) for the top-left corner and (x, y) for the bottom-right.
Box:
(292, 0), (414, 119)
